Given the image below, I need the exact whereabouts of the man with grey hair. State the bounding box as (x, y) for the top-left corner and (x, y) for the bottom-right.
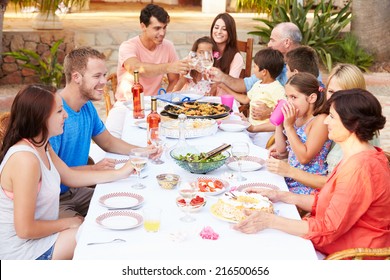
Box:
(211, 22), (302, 92)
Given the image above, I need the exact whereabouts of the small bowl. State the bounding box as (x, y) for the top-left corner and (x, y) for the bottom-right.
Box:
(176, 195), (206, 212)
(156, 173), (180, 190)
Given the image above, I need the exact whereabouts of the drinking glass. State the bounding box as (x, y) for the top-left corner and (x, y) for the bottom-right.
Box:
(183, 51), (198, 79)
(231, 142), (250, 181)
(178, 184), (197, 222)
(148, 127), (166, 165)
(129, 147), (149, 189)
(200, 50), (214, 82)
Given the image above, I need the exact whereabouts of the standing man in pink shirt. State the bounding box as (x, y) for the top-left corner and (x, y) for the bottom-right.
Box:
(106, 4), (190, 137)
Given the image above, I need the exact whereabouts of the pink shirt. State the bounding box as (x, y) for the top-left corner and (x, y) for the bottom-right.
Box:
(304, 148), (390, 255)
(116, 36), (179, 100)
(216, 52), (244, 96)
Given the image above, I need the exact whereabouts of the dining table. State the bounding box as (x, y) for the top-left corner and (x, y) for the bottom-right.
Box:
(73, 96), (318, 260)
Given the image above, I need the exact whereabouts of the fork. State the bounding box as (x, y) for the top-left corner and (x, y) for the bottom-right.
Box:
(87, 238), (126, 246)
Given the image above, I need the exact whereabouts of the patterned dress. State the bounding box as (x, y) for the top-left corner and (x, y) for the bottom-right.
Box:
(285, 117), (332, 194)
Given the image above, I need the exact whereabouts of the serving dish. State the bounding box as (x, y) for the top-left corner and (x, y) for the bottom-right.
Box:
(161, 101), (230, 119)
(160, 118), (217, 138)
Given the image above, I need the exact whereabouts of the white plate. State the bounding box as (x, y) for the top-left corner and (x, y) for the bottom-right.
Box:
(196, 177), (229, 195)
(225, 156), (265, 172)
(134, 120), (147, 129)
(236, 182), (280, 192)
(99, 192), (144, 209)
(219, 120), (250, 132)
(96, 211), (143, 230)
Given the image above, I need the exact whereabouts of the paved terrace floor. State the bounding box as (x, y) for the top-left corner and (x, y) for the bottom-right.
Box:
(2, 2), (390, 152)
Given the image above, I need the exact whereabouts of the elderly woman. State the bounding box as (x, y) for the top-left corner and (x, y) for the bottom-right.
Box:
(234, 89), (390, 257)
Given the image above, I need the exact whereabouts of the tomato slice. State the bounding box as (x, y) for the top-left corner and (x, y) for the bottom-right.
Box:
(214, 180), (224, 189)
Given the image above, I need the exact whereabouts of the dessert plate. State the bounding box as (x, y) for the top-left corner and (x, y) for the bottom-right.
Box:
(195, 177), (229, 196)
(96, 211), (143, 230)
(176, 195), (206, 213)
(210, 204), (238, 224)
(99, 192), (144, 209)
(236, 182), (280, 192)
(218, 120), (250, 132)
(225, 156), (265, 172)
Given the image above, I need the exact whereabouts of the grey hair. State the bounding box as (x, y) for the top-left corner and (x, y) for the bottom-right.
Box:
(276, 22), (302, 44)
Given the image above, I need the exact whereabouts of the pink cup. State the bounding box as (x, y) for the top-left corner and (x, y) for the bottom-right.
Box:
(220, 95), (234, 111)
(270, 99), (288, 126)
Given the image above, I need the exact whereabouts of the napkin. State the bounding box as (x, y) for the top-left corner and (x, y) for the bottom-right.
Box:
(200, 226), (219, 240)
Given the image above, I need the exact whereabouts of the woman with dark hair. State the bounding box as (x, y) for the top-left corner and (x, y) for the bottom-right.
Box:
(210, 13), (244, 95)
(234, 89), (390, 258)
(0, 84), (134, 260)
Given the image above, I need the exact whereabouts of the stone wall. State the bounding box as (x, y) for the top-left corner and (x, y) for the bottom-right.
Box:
(1, 31), (75, 85)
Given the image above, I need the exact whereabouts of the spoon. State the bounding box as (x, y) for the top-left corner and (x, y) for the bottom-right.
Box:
(87, 238), (126, 246)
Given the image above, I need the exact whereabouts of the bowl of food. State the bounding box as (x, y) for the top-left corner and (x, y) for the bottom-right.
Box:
(170, 146), (230, 174)
(156, 173), (180, 190)
(176, 194), (206, 212)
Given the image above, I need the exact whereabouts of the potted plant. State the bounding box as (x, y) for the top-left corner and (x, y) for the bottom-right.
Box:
(2, 39), (65, 87)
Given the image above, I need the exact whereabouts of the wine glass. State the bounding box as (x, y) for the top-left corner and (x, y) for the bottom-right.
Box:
(178, 183), (197, 222)
(148, 127), (166, 165)
(129, 147), (149, 189)
(231, 142), (250, 181)
(183, 51), (198, 79)
(200, 50), (214, 83)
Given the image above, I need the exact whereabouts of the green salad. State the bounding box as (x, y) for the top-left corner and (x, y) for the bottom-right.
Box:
(176, 152), (227, 162)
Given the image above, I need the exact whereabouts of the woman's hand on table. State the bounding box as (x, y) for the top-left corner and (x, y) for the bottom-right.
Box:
(233, 210), (273, 234)
(244, 187), (282, 203)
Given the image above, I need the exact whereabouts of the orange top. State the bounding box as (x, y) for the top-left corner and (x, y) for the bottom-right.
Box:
(304, 147), (390, 255)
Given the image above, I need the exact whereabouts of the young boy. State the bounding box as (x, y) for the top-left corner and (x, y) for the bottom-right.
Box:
(222, 48), (285, 147)
(285, 45), (320, 80)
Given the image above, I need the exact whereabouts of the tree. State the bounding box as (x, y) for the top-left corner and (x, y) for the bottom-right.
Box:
(351, 0), (390, 61)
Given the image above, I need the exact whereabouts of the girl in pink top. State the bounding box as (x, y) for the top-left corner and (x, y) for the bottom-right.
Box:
(233, 89), (390, 258)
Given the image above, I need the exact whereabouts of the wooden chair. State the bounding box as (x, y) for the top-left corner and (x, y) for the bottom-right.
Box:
(265, 134), (275, 149)
(237, 37), (254, 79)
(237, 37), (254, 117)
(0, 112), (10, 147)
(325, 247), (390, 260)
(103, 73), (118, 116)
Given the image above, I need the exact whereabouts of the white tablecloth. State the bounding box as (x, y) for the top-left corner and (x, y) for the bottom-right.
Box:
(74, 97), (317, 260)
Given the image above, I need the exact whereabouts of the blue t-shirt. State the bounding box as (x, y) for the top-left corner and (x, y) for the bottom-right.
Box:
(49, 99), (106, 193)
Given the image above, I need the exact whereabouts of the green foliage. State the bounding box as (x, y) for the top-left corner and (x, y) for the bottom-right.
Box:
(2, 39), (64, 87)
(236, 0), (284, 14)
(248, 0), (353, 71)
(9, 0), (86, 14)
(331, 33), (374, 72)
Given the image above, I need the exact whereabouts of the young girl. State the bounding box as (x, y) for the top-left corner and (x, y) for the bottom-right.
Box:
(173, 36), (218, 96)
(274, 72), (331, 194)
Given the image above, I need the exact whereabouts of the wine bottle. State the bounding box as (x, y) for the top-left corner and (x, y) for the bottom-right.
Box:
(146, 97), (161, 145)
(132, 70), (145, 119)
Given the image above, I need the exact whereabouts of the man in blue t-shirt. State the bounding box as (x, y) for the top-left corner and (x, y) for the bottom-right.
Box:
(49, 47), (140, 218)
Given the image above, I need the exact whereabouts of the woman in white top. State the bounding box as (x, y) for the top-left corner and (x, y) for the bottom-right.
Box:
(0, 84), (134, 260)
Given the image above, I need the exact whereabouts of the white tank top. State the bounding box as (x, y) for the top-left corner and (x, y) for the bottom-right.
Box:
(0, 144), (60, 259)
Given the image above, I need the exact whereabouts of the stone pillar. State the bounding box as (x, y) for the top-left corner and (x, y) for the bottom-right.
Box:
(202, 0), (226, 13)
